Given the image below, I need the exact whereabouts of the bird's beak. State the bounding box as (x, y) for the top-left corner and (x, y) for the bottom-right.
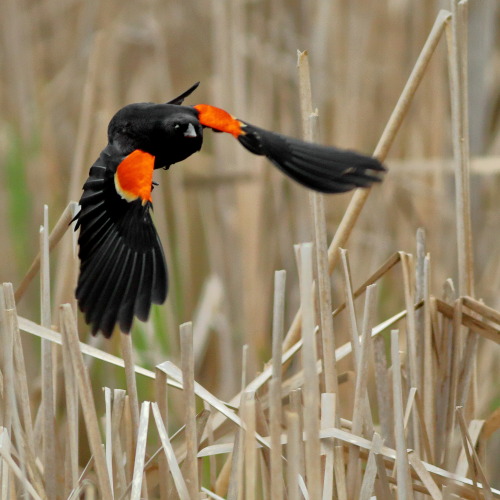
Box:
(184, 123), (198, 138)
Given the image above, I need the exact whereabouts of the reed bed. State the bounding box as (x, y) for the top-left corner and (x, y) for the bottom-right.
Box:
(1, 0), (500, 498)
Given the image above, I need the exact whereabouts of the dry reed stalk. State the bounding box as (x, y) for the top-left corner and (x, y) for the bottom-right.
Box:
(176, 409), (211, 484)
(423, 253), (436, 461)
(130, 401), (150, 500)
(151, 402), (190, 500)
(286, 410), (300, 500)
(446, 0), (474, 298)
(227, 344), (248, 500)
(40, 207), (57, 499)
(340, 250), (375, 437)
(203, 403), (217, 492)
(120, 331), (141, 485)
(413, 390), (435, 466)
(416, 228), (426, 363)
(256, 444), (270, 500)
(320, 393), (335, 500)
(340, 249), (360, 365)
(243, 391), (257, 500)
(443, 299), (464, 467)
(400, 251), (422, 455)
(271, 271), (286, 390)
(215, 451), (232, 498)
(455, 419), (484, 477)
(347, 284), (377, 498)
(463, 296), (500, 326)
(111, 389), (128, 498)
(227, 429), (244, 500)
(270, 270), (286, 500)
(155, 367), (171, 500)
(297, 50), (339, 398)
(333, 442), (348, 500)
(403, 388), (418, 435)
(120, 332), (139, 442)
(358, 433), (380, 500)
(391, 330), (413, 500)
(456, 325), (479, 409)
(289, 389), (305, 482)
(61, 309), (79, 494)
(372, 433), (393, 500)
(373, 334), (394, 448)
(298, 243), (322, 499)
(268, 378), (283, 500)
(104, 388), (114, 493)
(407, 451), (443, 500)
(1, 290), (19, 498)
(180, 322), (199, 497)
(59, 304), (113, 499)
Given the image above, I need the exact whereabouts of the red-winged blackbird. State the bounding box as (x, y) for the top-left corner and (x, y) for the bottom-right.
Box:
(74, 82), (385, 337)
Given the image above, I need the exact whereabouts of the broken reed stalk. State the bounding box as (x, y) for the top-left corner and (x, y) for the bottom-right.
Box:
(297, 49), (339, 398)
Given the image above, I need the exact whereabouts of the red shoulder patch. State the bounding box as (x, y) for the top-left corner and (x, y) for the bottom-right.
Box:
(114, 150), (154, 204)
(194, 104), (245, 137)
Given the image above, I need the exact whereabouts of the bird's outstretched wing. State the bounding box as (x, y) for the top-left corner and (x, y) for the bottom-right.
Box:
(193, 104), (385, 193)
(74, 146), (167, 337)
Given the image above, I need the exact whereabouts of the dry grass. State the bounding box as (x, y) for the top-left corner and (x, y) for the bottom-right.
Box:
(1, 0), (500, 498)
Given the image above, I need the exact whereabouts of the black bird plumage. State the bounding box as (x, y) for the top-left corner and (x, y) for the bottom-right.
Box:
(74, 82), (385, 337)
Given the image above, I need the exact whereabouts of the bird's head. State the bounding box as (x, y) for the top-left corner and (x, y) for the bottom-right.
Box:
(107, 103), (203, 168)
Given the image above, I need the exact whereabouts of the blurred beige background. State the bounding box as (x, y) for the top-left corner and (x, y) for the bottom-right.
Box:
(1, 0), (499, 481)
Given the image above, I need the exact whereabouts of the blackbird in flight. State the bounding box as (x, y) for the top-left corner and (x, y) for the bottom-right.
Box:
(74, 82), (385, 337)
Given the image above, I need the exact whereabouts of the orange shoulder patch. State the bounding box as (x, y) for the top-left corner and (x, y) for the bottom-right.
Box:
(194, 104), (245, 137)
(114, 150), (154, 204)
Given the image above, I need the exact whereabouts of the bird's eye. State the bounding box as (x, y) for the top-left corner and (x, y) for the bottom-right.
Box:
(174, 123), (181, 129)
